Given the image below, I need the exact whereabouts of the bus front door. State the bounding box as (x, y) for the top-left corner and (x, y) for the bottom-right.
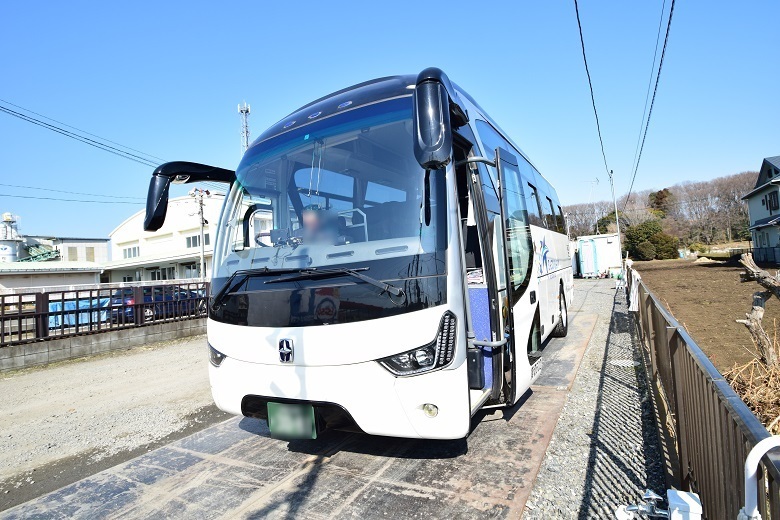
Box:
(464, 155), (509, 404)
(494, 147), (534, 405)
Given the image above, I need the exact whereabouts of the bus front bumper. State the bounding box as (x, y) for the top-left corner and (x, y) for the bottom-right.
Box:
(208, 357), (470, 440)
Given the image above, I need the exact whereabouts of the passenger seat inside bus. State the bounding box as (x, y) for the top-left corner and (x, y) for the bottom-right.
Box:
(353, 201), (420, 241)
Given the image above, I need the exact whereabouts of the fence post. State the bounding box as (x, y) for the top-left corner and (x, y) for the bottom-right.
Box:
(35, 292), (49, 340)
(668, 329), (690, 489)
(133, 286), (145, 326)
(645, 293), (658, 381)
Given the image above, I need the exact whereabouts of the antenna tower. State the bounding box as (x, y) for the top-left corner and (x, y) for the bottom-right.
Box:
(238, 102), (251, 153)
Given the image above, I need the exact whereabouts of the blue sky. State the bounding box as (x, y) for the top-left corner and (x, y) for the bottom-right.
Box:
(1, 1), (778, 237)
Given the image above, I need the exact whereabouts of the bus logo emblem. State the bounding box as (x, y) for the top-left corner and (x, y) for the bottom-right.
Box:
(279, 339), (293, 363)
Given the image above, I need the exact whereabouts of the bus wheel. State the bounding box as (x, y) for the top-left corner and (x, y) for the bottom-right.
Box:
(551, 289), (568, 338)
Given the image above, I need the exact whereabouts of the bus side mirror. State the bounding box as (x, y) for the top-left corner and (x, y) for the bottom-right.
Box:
(143, 161), (236, 231)
(413, 79), (453, 170)
(412, 67), (468, 170)
(145, 175), (171, 232)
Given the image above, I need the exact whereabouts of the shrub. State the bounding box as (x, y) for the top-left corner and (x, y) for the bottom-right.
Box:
(649, 232), (680, 260)
(689, 242), (708, 254)
(635, 240), (657, 261)
(625, 220), (663, 257)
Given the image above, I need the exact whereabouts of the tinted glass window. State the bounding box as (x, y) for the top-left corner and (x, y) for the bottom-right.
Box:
(366, 181), (406, 204)
(501, 160), (533, 295)
(556, 205), (566, 234)
(526, 183), (545, 227)
(543, 196), (562, 233)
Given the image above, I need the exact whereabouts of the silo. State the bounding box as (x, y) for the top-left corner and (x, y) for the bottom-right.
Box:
(0, 213), (22, 262)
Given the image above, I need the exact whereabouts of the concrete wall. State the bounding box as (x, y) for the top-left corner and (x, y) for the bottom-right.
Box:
(0, 271), (101, 291)
(0, 318), (206, 372)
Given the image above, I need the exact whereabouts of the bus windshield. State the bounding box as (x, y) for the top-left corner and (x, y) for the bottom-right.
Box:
(211, 96), (448, 321)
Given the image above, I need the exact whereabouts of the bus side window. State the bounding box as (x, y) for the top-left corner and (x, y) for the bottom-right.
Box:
(526, 183), (545, 228)
(556, 205), (566, 235)
(542, 196), (557, 231)
(546, 198), (564, 233)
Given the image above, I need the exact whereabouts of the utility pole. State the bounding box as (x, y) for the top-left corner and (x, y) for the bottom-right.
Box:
(189, 188), (211, 280)
(607, 170), (625, 280)
(238, 102), (251, 153)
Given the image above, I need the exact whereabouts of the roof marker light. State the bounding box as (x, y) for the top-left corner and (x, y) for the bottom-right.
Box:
(308, 111), (322, 119)
(284, 120), (296, 128)
(337, 101), (352, 109)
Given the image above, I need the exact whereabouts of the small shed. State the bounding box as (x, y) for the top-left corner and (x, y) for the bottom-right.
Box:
(576, 233), (622, 278)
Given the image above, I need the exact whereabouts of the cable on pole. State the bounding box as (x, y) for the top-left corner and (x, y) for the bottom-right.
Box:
(623, 0), (677, 211)
(573, 0), (610, 177)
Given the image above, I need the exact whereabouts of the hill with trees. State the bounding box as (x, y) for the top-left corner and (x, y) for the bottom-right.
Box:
(564, 170), (756, 259)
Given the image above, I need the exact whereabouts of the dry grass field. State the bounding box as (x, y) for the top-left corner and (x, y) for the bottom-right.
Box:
(634, 258), (780, 372)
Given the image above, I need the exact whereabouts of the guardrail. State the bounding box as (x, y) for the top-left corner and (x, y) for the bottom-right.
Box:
(1, 281), (208, 348)
(627, 266), (780, 519)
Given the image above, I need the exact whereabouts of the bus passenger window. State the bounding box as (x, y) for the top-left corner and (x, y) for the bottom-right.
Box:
(542, 196), (556, 231)
(556, 205), (566, 235)
(526, 183), (545, 228)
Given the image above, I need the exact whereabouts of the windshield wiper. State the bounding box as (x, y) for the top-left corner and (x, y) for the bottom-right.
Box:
(264, 267), (405, 298)
(210, 267), (303, 310)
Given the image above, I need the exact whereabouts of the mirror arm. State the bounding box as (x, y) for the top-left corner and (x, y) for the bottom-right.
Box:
(144, 161), (236, 232)
(454, 156), (495, 168)
(152, 161), (235, 185)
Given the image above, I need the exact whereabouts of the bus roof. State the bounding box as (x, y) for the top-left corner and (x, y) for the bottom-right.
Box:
(251, 75), (417, 148)
(250, 72), (551, 194)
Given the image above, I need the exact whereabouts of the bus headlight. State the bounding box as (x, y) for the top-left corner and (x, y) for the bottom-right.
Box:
(377, 312), (456, 376)
(209, 343), (227, 367)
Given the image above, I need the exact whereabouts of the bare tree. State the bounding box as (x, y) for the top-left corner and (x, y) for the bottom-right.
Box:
(563, 170), (758, 245)
(738, 254), (780, 367)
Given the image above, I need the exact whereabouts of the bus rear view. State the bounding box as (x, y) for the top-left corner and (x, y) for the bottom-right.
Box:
(143, 68), (573, 440)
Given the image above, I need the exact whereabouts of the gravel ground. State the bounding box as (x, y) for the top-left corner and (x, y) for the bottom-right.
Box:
(525, 279), (667, 519)
(0, 335), (230, 510)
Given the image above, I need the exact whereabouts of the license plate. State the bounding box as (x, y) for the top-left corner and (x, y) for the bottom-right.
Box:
(267, 402), (317, 440)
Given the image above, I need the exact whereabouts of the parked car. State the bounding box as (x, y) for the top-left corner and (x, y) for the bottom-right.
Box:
(110, 286), (206, 323)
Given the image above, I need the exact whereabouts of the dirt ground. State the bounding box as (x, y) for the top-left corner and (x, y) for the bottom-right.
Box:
(634, 258), (780, 372)
(0, 335), (231, 511)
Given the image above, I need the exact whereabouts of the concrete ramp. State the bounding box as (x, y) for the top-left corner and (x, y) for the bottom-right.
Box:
(4, 314), (596, 520)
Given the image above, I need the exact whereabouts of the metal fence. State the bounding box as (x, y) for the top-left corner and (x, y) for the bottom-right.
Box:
(1, 281), (208, 347)
(627, 267), (780, 519)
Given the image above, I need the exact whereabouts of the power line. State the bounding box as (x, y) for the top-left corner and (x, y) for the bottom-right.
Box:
(0, 100), (230, 197)
(0, 98), (167, 163)
(0, 105), (158, 167)
(0, 193), (142, 205)
(0, 182), (145, 200)
(623, 0), (677, 211)
(629, 0), (668, 182)
(573, 0), (610, 176)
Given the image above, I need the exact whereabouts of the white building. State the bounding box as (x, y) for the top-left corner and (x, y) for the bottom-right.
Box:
(104, 193), (224, 283)
(0, 261), (103, 292)
(743, 156), (780, 253)
(23, 236), (110, 263)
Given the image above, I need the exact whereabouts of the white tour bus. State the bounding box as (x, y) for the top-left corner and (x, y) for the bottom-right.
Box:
(144, 68), (573, 440)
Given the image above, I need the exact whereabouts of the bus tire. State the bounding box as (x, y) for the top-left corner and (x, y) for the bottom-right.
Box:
(551, 289), (568, 338)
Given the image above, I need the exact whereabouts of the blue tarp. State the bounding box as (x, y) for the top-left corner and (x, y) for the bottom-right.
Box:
(48, 298), (110, 328)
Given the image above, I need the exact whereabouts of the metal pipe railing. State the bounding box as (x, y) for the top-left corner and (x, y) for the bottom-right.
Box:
(0, 281), (208, 348)
(626, 266), (780, 519)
